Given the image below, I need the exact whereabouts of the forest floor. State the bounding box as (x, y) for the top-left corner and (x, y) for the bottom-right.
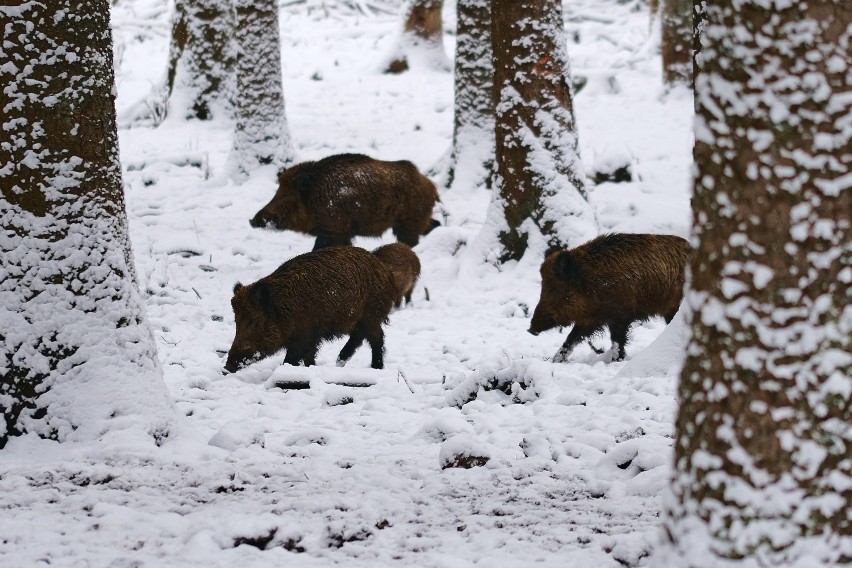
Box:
(1, 0), (693, 566)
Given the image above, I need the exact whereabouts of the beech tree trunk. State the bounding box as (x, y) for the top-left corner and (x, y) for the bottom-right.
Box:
(659, 1), (851, 565)
(384, 0), (449, 74)
(490, 0), (597, 262)
(661, 0), (692, 86)
(228, 0), (295, 179)
(0, 1), (175, 448)
(443, 0), (494, 191)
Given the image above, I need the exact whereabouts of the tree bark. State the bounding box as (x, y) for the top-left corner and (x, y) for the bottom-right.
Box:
(228, 0), (295, 179)
(165, 0), (235, 120)
(490, 0), (597, 262)
(442, 0), (493, 192)
(384, 0), (449, 74)
(0, 1), (175, 447)
(659, 1), (851, 565)
(661, 0), (692, 86)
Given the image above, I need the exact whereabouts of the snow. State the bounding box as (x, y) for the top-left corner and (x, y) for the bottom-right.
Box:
(1, 0), (695, 565)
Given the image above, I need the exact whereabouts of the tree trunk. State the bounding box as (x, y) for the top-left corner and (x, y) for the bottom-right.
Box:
(228, 0), (295, 180)
(659, 1), (851, 565)
(441, 0), (494, 192)
(490, 0), (597, 262)
(0, 0), (176, 448)
(384, 0), (449, 74)
(165, 0), (235, 120)
(660, 0), (692, 86)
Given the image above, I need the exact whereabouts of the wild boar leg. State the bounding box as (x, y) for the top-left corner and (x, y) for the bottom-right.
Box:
(312, 233), (353, 251)
(364, 324), (385, 370)
(552, 324), (602, 363)
(337, 326), (366, 367)
(607, 320), (631, 361)
(284, 337), (317, 367)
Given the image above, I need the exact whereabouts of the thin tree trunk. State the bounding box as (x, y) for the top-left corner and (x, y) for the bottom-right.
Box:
(384, 0), (449, 74)
(165, 0), (235, 120)
(0, 0), (175, 447)
(490, 0), (597, 262)
(661, 0), (692, 86)
(228, 0), (295, 179)
(659, 1), (851, 565)
(442, 0), (493, 191)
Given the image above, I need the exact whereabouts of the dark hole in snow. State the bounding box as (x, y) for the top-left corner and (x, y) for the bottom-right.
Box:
(211, 315), (224, 322)
(215, 485), (245, 493)
(442, 454), (489, 470)
(615, 427), (645, 442)
(283, 538), (306, 553)
(199, 264), (217, 272)
(617, 458), (633, 470)
(326, 527), (373, 548)
(271, 380), (311, 390)
(375, 519), (391, 530)
(593, 164), (632, 184)
(168, 249), (203, 258)
(572, 75), (587, 93)
(233, 528), (277, 550)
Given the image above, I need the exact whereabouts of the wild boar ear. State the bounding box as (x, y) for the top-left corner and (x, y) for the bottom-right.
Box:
(292, 170), (315, 198)
(553, 251), (579, 282)
(233, 282), (243, 295)
(544, 244), (563, 259)
(247, 281), (278, 314)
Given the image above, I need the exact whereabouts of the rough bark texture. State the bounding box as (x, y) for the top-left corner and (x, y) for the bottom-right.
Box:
(491, 0), (597, 262)
(384, 0), (448, 74)
(165, 0), (235, 120)
(228, 0), (295, 179)
(444, 0), (494, 191)
(659, 1), (851, 565)
(661, 0), (692, 85)
(0, 1), (174, 447)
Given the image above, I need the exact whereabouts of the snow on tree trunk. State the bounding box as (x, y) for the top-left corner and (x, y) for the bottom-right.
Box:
(659, 2), (851, 565)
(383, 0), (450, 74)
(227, 0), (295, 180)
(488, 0), (597, 262)
(440, 0), (494, 192)
(159, 0), (235, 121)
(660, 0), (692, 86)
(0, 1), (177, 448)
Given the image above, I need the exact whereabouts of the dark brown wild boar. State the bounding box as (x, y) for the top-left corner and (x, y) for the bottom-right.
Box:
(224, 247), (397, 373)
(250, 153), (440, 250)
(528, 233), (690, 362)
(372, 243), (421, 307)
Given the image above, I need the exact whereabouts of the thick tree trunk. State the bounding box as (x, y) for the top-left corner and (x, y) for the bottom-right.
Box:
(442, 0), (493, 192)
(660, 0), (692, 86)
(228, 0), (295, 179)
(490, 0), (597, 262)
(384, 0), (449, 74)
(165, 0), (235, 120)
(659, 1), (851, 565)
(0, 1), (175, 448)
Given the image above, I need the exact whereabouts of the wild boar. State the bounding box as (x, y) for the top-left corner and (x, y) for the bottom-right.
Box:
(224, 247), (397, 373)
(250, 153), (440, 250)
(372, 243), (421, 307)
(528, 233), (690, 362)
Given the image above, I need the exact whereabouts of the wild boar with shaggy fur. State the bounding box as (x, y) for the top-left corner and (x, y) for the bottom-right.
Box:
(250, 153), (440, 250)
(372, 243), (421, 307)
(225, 247), (397, 373)
(528, 233), (690, 362)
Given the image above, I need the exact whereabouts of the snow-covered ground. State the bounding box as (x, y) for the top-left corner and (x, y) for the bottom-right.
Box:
(0, 0), (693, 565)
